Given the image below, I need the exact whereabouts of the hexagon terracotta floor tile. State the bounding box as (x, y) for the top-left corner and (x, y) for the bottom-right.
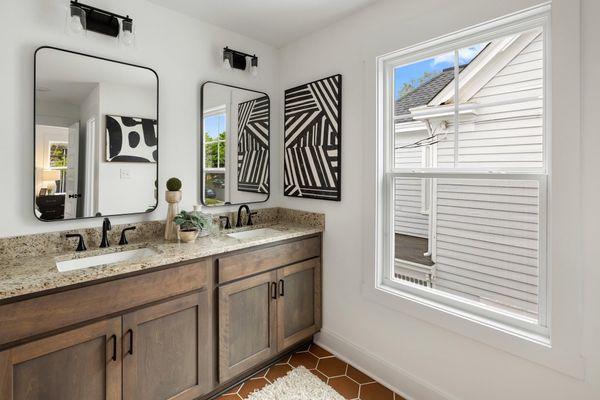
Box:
(216, 343), (406, 400)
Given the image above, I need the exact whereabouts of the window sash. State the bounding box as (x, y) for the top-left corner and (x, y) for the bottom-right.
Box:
(382, 171), (548, 331)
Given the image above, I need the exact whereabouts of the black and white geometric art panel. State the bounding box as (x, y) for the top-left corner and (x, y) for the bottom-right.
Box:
(237, 96), (270, 194)
(106, 115), (157, 163)
(284, 74), (342, 201)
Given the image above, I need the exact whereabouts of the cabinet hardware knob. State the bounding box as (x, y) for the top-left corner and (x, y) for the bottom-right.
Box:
(279, 279), (285, 297)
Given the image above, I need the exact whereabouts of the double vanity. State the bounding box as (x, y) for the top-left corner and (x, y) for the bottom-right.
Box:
(13, 42), (315, 400)
(0, 208), (323, 400)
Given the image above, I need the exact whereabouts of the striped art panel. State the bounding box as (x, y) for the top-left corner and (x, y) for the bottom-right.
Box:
(283, 74), (342, 201)
(237, 96), (270, 194)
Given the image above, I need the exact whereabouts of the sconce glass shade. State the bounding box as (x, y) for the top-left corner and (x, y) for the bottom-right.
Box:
(67, 5), (86, 36)
(223, 49), (233, 70)
(120, 19), (135, 46)
(251, 57), (258, 77)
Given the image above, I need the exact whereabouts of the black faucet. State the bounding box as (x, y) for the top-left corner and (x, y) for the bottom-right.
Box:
(219, 215), (232, 229)
(100, 217), (111, 248)
(119, 226), (136, 245)
(66, 233), (87, 252)
(236, 205), (250, 227)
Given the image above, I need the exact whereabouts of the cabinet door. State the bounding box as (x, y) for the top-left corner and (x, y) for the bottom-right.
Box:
(218, 270), (277, 382)
(122, 292), (209, 400)
(0, 317), (121, 400)
(277, 258), (321, 350)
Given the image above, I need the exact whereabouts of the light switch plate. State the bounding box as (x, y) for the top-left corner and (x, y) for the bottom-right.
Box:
(120, 169), (131, 179)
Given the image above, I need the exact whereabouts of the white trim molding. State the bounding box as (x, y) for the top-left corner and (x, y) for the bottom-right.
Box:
(315, 328), (461, 400)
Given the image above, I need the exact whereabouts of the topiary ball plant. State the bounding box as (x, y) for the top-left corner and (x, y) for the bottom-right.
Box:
(166, 177), (182, 192)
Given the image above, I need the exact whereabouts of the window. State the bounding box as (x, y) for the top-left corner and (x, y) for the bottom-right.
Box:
(203, 107), (227, 205)
(378, 14), (549, 336)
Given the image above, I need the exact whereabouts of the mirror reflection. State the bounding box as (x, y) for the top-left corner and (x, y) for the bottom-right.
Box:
(34, 47), (158, 221)
(201, 82), (270, 206)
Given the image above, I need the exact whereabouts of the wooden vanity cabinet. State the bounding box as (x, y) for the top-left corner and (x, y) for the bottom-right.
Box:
(122, 292), (210, 400)
(0, 317), (122, 400)
(276, 257), (321, 351)
(216, 235), (322, 383)
(0, 234), (323, 400)
(218, 270), (278, 382)
(0, 259), (210, 400)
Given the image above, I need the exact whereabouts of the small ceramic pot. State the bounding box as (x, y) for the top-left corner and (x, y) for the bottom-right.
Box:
(179, 229), (199, 243)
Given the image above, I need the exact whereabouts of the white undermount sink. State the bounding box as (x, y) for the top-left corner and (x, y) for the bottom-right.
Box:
(226, 228), (282, 240)
(56, 248), (159, 273)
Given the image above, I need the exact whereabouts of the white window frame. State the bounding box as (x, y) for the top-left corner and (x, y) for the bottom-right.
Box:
(362, 1), (584, 379)
(380, 6), (550, 335)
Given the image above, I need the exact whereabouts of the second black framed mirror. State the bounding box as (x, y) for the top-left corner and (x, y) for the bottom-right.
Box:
(200, 81), (270, 207)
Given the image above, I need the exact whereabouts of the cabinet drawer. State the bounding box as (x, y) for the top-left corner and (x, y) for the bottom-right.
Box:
(0, 259), (208, 347)
(217, 236), (320, 284)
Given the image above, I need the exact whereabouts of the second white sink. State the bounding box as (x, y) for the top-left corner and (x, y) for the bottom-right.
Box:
(227, 228), (281, 240)
(56, 248), (158, 273)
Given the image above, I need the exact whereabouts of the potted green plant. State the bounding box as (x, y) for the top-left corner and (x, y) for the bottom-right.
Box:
(173, 210), (209, 243)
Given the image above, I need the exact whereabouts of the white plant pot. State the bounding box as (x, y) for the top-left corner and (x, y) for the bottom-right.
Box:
(179, 229), (199, 243)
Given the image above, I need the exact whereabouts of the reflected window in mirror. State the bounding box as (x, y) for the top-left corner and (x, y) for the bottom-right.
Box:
(203, 106), (227, 206)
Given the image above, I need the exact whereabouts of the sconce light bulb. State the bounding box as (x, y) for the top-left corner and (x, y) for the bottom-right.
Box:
(70, 15), (84, 33)
(251, 65), (258, 77)
(223, 58), (232, 70)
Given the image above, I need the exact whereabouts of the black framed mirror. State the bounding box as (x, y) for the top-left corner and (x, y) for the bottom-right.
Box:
(200, 82), (270, 207)
(34, 46), (159, 221)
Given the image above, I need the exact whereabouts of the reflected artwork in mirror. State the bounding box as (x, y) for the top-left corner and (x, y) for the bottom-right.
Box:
(200, 82), (270, 207)
(34, 46), (158, 221)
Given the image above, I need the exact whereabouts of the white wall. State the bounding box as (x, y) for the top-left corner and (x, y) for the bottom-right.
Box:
(0, 0), (280, 236)
(278, 0), (600, 399)
(35, 100), (80, 127)
(97, 83), (156, 215)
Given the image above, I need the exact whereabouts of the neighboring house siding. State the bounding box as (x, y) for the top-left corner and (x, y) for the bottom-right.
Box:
(433, 33), (543, 318)
(434, 179), (539, 318)
(394, 132), (429, 238)
(394, 33), (543, 318)
(437, 33), (544, 169)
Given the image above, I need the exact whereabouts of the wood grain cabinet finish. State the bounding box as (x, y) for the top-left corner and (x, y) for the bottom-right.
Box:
(218, 271), (278, 383)
(276, 258), (322, 351)
(218, 255), (322, 383)
(218, 236), (321, 284)
(0, 259), (208, 347)
(0, 317), (122, 400)
(123, 292), (209, 400)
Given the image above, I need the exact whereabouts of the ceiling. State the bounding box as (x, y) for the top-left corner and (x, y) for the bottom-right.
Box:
(147, 0), (380, 47)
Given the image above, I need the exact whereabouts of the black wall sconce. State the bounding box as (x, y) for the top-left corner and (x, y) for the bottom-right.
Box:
(68, 1), (135, 46)
(223, 47), (259, 76)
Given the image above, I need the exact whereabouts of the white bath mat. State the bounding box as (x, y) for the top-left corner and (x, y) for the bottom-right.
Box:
(246, 366), (345, 400)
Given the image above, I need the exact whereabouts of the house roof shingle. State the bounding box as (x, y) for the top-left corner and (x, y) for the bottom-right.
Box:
(394, 66), (464, 123)
(394, 65), (467, 123)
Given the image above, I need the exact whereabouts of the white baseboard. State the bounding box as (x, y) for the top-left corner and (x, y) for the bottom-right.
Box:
(315, 328), (459, 400)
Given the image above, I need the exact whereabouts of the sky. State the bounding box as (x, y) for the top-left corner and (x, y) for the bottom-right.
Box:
(394, 43), (487, 100)
(204, 113), (226, 140)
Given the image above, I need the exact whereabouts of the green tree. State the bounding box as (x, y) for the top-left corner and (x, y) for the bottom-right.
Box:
(204, 131), (226, 168)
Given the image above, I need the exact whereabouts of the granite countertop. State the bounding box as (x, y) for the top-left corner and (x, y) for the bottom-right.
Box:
(0, 222), (322, 303)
